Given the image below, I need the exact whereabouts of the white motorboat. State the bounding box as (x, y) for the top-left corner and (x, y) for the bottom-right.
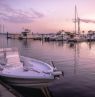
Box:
(0, 48), (63, 88)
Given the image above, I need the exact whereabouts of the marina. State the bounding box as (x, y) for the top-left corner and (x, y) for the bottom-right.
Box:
(4, 31), (93, 42)
(1, 35), (95, 97)
(0, 0), (95, 97)
(5, 29), (95, 42)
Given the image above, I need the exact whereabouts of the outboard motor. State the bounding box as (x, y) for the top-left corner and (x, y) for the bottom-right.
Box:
(52, 70), (64, 79)
(51, 61), (64, 79)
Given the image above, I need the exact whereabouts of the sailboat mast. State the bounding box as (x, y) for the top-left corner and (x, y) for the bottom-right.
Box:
(78, 18), (80, 35)
(0, 24), (1, 33)
(2, 24), (5, 52)
(3, 24), (4, 33)
(75, 5), (77, 34)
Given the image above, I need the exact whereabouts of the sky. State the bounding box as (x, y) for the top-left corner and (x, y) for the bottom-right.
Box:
(0, 0), (95, 33)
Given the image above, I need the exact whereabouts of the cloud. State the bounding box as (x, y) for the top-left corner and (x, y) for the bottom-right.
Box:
(31, 8), (44, 18)
(0, 0), (44, 23)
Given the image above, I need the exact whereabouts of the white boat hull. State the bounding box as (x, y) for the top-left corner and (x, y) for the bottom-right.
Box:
(0, 49), (63, 88)
(0, 75), (54, 88)
(0, 54), (57, 88)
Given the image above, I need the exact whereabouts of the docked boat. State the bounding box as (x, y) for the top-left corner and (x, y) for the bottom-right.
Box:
(0, 48), (63, 88)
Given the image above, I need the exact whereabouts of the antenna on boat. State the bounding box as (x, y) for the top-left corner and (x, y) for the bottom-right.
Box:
(51, 61), (56, 69)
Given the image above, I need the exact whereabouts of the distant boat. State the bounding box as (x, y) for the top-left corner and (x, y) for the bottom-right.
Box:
(86, 32), (95, 41)
(0, 48), (63, 88)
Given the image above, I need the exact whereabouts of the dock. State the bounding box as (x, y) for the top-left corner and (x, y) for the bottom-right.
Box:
(6, 32), (88, 42)
(0, 80), (52, 97)
(0, 80), (23, 97)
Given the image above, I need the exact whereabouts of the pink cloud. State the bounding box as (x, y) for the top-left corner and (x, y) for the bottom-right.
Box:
(0, 0), (44, 23)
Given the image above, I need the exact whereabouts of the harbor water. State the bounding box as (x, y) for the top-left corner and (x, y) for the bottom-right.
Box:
(1, 35), (95, 97)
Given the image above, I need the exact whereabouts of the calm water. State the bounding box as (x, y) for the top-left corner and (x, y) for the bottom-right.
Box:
(1, 35), (95, 97)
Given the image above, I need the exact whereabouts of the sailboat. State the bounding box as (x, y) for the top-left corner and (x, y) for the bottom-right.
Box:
(0, 48), (63, 88)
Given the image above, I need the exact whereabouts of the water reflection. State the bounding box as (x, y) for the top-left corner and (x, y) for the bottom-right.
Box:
(1, 37), (95, 97)
(68, 42), (75, 48)
(56, 41), (64, 47)
(88, 42), (95, 50)
(12, 86), (45, 97)
(21, 39), (28, 48)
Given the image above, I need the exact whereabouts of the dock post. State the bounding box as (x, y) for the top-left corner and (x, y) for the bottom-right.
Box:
(7, 32), (8, 39)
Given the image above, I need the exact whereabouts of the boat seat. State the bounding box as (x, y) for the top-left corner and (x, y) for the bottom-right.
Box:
(22, 60), (33, 71)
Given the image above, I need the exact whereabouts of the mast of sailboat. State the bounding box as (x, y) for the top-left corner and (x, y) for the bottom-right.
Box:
(75, 5), (77, 34)
(0, 24), (1, 33)
(3, 24), (5, 51)
(0, 24), (3, 51)
(3, 24), (4, 34)
(75, 5), (80, 35)
(2, 24), (6, 59)
(76, 6), (80, 35)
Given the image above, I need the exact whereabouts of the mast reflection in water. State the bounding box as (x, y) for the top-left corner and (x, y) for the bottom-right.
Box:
(1, 35), (95, 97)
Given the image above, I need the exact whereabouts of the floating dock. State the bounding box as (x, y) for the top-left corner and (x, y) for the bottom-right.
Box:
(0, 80), (23, 97)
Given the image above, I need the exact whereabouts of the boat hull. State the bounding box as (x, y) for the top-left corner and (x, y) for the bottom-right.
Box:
(0, 75), (54, 88)
(0, 54), (62, 88)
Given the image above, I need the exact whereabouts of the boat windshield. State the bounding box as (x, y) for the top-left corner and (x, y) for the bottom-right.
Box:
(0, 48), (21, 67)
